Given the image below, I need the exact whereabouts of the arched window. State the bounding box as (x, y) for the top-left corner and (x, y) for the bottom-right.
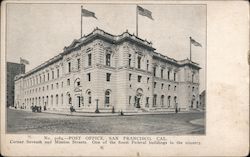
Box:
(74, 78), (81, 87)
(168, 96), (171, 107)
(174, 96), (177, 107)
(174, 96), (177, 102)
(161, 95), (164, 107)
(46, 96), (48, 106)
(105, 90), (111, 107)
(56, 94), (58, 105)
(88, 91), (91, 105)
(51, 95), (53, 106)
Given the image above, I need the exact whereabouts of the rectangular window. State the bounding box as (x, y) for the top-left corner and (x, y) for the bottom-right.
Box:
(147, 77), (150, 83)
(106, 73), (111, 82)
(56, 95), (58, 105)
(51, 84), (53, 90)
(87, 73), (91, 81)
(129, 73), (132, 81)
(174, 72), (176, 81)
(192, 74), (194, 83)
(161, 69), (164, 78)
(67, 79), (70, 86)
(154, 82), (157, 88)
(153, 95), (157, 107)
(161, 83), (164, 89)
(88, 53), (92, 66)
(52, 71), (54, 79)
(128, 54), (131, 67)
(146, 97), (149, 107)
(137, 56), (141, 69)
(168, 71), (170, 80)
(77, 58), (80, 70)
(106, 54), (111, 66)
(138, 75), (142, 82)
(146, 60), (149, 71)
(153, 67), (156, 77)
(68, 62), (71, 73)
(57, 69), (59, 78)
(129, 96), (132, 104)
(47, 73), (49, 81)
(89, 96), (91, 104)
(61, 94), (63, 105)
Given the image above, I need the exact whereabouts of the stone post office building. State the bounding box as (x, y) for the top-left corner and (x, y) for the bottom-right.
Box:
(14, 28), (200, 113)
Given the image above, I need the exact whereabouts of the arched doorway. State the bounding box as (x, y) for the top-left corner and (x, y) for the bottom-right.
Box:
(74, 78), (82, 108)
(167, 96), (171, 108)
(191, 95), (195, 108)
(135, 88), (143, 108)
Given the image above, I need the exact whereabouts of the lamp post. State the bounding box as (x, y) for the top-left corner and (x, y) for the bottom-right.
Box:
(95, 99), (100, 113)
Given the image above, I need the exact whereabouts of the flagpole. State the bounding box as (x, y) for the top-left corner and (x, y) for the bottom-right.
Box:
(136, 5), (138, 36)
(81, 5), (83, 38)
(189, 37), (192, 61)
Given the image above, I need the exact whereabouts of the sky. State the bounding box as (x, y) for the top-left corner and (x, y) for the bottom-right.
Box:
(6, 3), (206, 92)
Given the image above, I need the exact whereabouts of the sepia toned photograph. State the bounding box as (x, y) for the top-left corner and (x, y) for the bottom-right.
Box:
(6, 3), (206, 135)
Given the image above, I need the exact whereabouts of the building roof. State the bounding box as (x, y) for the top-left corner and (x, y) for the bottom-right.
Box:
(15, 28), (200, 80)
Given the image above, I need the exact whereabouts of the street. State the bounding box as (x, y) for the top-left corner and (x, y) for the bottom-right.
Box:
(7, 109), (205, 134)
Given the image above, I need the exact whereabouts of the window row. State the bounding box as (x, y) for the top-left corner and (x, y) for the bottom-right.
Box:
(128, 95), (178, 108)
(153, 67), (177, 81)
(154, 82), (177, 91)
(129, 74), (150, 83)
(24, 94), (64, 107)
(23, 68), (62, 88)
(128, 54), (147, 70)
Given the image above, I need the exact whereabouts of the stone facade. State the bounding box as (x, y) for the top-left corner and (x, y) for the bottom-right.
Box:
(7, 62), (25, 107)
(14, 28), (200, 113)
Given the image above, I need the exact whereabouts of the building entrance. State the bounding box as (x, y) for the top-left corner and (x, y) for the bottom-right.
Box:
(135, 88), (143, 108)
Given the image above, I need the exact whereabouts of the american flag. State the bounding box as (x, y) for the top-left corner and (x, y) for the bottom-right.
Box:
(137, 5), (153, 20)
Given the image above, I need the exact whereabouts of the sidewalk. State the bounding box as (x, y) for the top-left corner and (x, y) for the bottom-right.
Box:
(11, 108), (204, 117)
